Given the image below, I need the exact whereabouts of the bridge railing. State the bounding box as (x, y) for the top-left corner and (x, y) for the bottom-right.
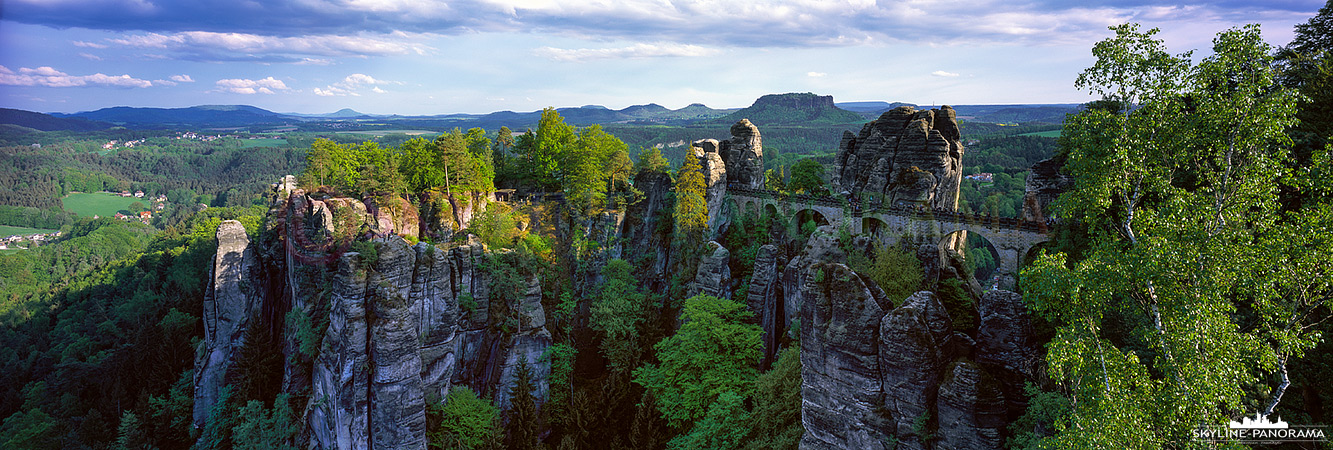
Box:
(726, 184), (1047, 233)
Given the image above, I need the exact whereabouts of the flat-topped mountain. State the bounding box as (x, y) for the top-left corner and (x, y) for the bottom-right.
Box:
(714, 92), (865, 126)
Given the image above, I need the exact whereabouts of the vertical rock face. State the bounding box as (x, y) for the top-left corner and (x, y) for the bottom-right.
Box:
(689, 241), (732, 298)
(367, 238), (427, 450)
(829, 106), (965, 210)
(193, 220), (258, 428)
(719, 119), (765, 189)
(879, 291), (953, 450)
(621, 171), (673, 278)
(309, 253), (373, 450)
(800, 262), (894, 450)
(746, 244), (783, 366)
(936, 360), (1007, 450)
(1021, 157), (1074, 223)
(692, 140), (730, 232)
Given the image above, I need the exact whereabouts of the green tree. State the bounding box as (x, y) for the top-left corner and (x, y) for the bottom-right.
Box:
(1024, 23), (1313, 447)
(787, 159), (825, 195)
(429, 386), (499, 450)
(667, 391), (750, 450)
(505, 358), (540, 450)
(529, 108), (576, 190)
(633, 294), (762, 427)
(743, 346), (804, 450)
(402, 137), (444, 193)
(591, 259), (649, 372)
(563, 124), (622, 213)
(635, 146), (670, 175)
(232, 395), (299, 450)
(673, 153), (708, 249)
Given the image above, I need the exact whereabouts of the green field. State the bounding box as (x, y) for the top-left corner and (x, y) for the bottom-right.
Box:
(0, 225), (58, 236)
(1017, 130), (1062, 138)
(62, 193), (148, 217)
(238, 138), (290, 148)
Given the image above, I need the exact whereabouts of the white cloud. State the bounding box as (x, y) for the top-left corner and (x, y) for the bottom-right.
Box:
(103, 31), (425, 60)
(931, 70), (960, 77)
(315, 73), (394, 96)
(72, 41), (107, 49)
(0, 65), (153, 88)
(534, 42), (721, 62)
(169, 74), (194, 82)
(807, 71), (827, 77)
(215, 76), (289, 94)
(79, 52), (103, 61)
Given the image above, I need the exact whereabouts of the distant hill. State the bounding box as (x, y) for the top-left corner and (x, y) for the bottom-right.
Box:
(55, 105), (293, 127)
(0, 108), (111, 131)
(714, 93), (864, 126)
(950, 104), (1081, 124)
(835, 101), (919, 118)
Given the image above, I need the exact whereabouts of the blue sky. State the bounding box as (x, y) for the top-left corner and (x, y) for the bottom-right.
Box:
(0, 0), (1323, 115)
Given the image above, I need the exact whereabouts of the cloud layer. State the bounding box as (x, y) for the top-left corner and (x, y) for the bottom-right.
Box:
(0, 65), (153, 88)
(10, 0), (1321, 51)
(215, 77), (289, 94)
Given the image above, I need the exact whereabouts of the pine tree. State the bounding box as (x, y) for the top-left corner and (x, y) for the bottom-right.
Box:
(505, 358), (540, 450)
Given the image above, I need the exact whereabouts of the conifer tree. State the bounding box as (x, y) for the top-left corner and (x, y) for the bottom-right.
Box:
(505, 358), (540, 450)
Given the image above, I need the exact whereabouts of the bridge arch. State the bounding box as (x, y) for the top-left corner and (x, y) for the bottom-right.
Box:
(939, 230), (1000, 286)
(791, 208), (829, 234)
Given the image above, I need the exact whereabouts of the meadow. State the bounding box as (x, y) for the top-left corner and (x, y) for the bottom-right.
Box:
(62, 193), (147, 217)
(0, 225), (58, 236)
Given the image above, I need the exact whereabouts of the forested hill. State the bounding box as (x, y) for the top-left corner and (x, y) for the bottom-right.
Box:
(0, 108), (111, 132)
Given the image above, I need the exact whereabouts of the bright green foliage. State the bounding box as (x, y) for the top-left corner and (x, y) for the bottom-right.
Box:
(743, 346), (804, 450)
(786, 158), (826, 195)
(470, 202), (522, 249)
(764, 167), (787, 192)
(429, 386), (499, 450)
(1024, 23), (1318, 447)
(633, 294), (762, 428)
(563, 125), (627, 214)
(526, 108), (577, 190)
(591, 259), (649, 372)
(635, 146), (670, 175)
(433, 129), (495, 193)
(667, 391), (751, 450)
(232, 395), (299, 450)
(673, 153), (708, 249)
(403, 137), (445, 192)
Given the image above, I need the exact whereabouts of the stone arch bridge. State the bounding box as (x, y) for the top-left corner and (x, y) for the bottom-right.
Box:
(725, 185), (1050, 286)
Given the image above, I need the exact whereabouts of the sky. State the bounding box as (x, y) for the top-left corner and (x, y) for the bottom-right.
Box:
(0, 0), (1325, 116)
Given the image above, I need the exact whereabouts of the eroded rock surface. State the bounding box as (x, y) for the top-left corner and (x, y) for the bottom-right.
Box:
(193, 220), (258, 428)
(829, 106), (965, 210)
(720, 119), (765, 189)
(1021, 157), (1074, 224)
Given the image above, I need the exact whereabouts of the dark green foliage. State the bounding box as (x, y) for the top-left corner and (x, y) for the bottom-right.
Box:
(591, 259), (649, 372)
(428, 386), (499, 450)
(743, 346), (804, 450)
(505, 358), (540, 450)
(0, 208), (255, 449)
(847, 243), (924, 307)
(667, 391), (750, 450)
(349, 240), (379, 267)
(1006, 384), (1071, 450)
(231, 395), (299, 450)
(633, 294), (762, 428)
(936, 277), (978, 333)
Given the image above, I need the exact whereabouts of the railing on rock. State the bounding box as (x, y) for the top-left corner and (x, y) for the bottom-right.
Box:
(725, 183), (1047, 233)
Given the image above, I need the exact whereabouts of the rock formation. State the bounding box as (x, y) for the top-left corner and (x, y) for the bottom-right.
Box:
(719, 119), (764, 189)
(691, 139), (729, 232)
(197, 188), (552, 450)
(829, 106), (965, 210)
(193, 220), (259, 428)
(688, 241), (732, 298)
(1021, 157), (1074, 224)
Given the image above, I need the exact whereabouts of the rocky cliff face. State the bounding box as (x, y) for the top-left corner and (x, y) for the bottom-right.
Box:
(193, 220), (259, 428)
(1021, 157), (1074, 223)
(829, 106), (965, 210)
(719, 119), (765, 189)
(196, 188), (551, 450)
(798, 265), (1032, 450)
